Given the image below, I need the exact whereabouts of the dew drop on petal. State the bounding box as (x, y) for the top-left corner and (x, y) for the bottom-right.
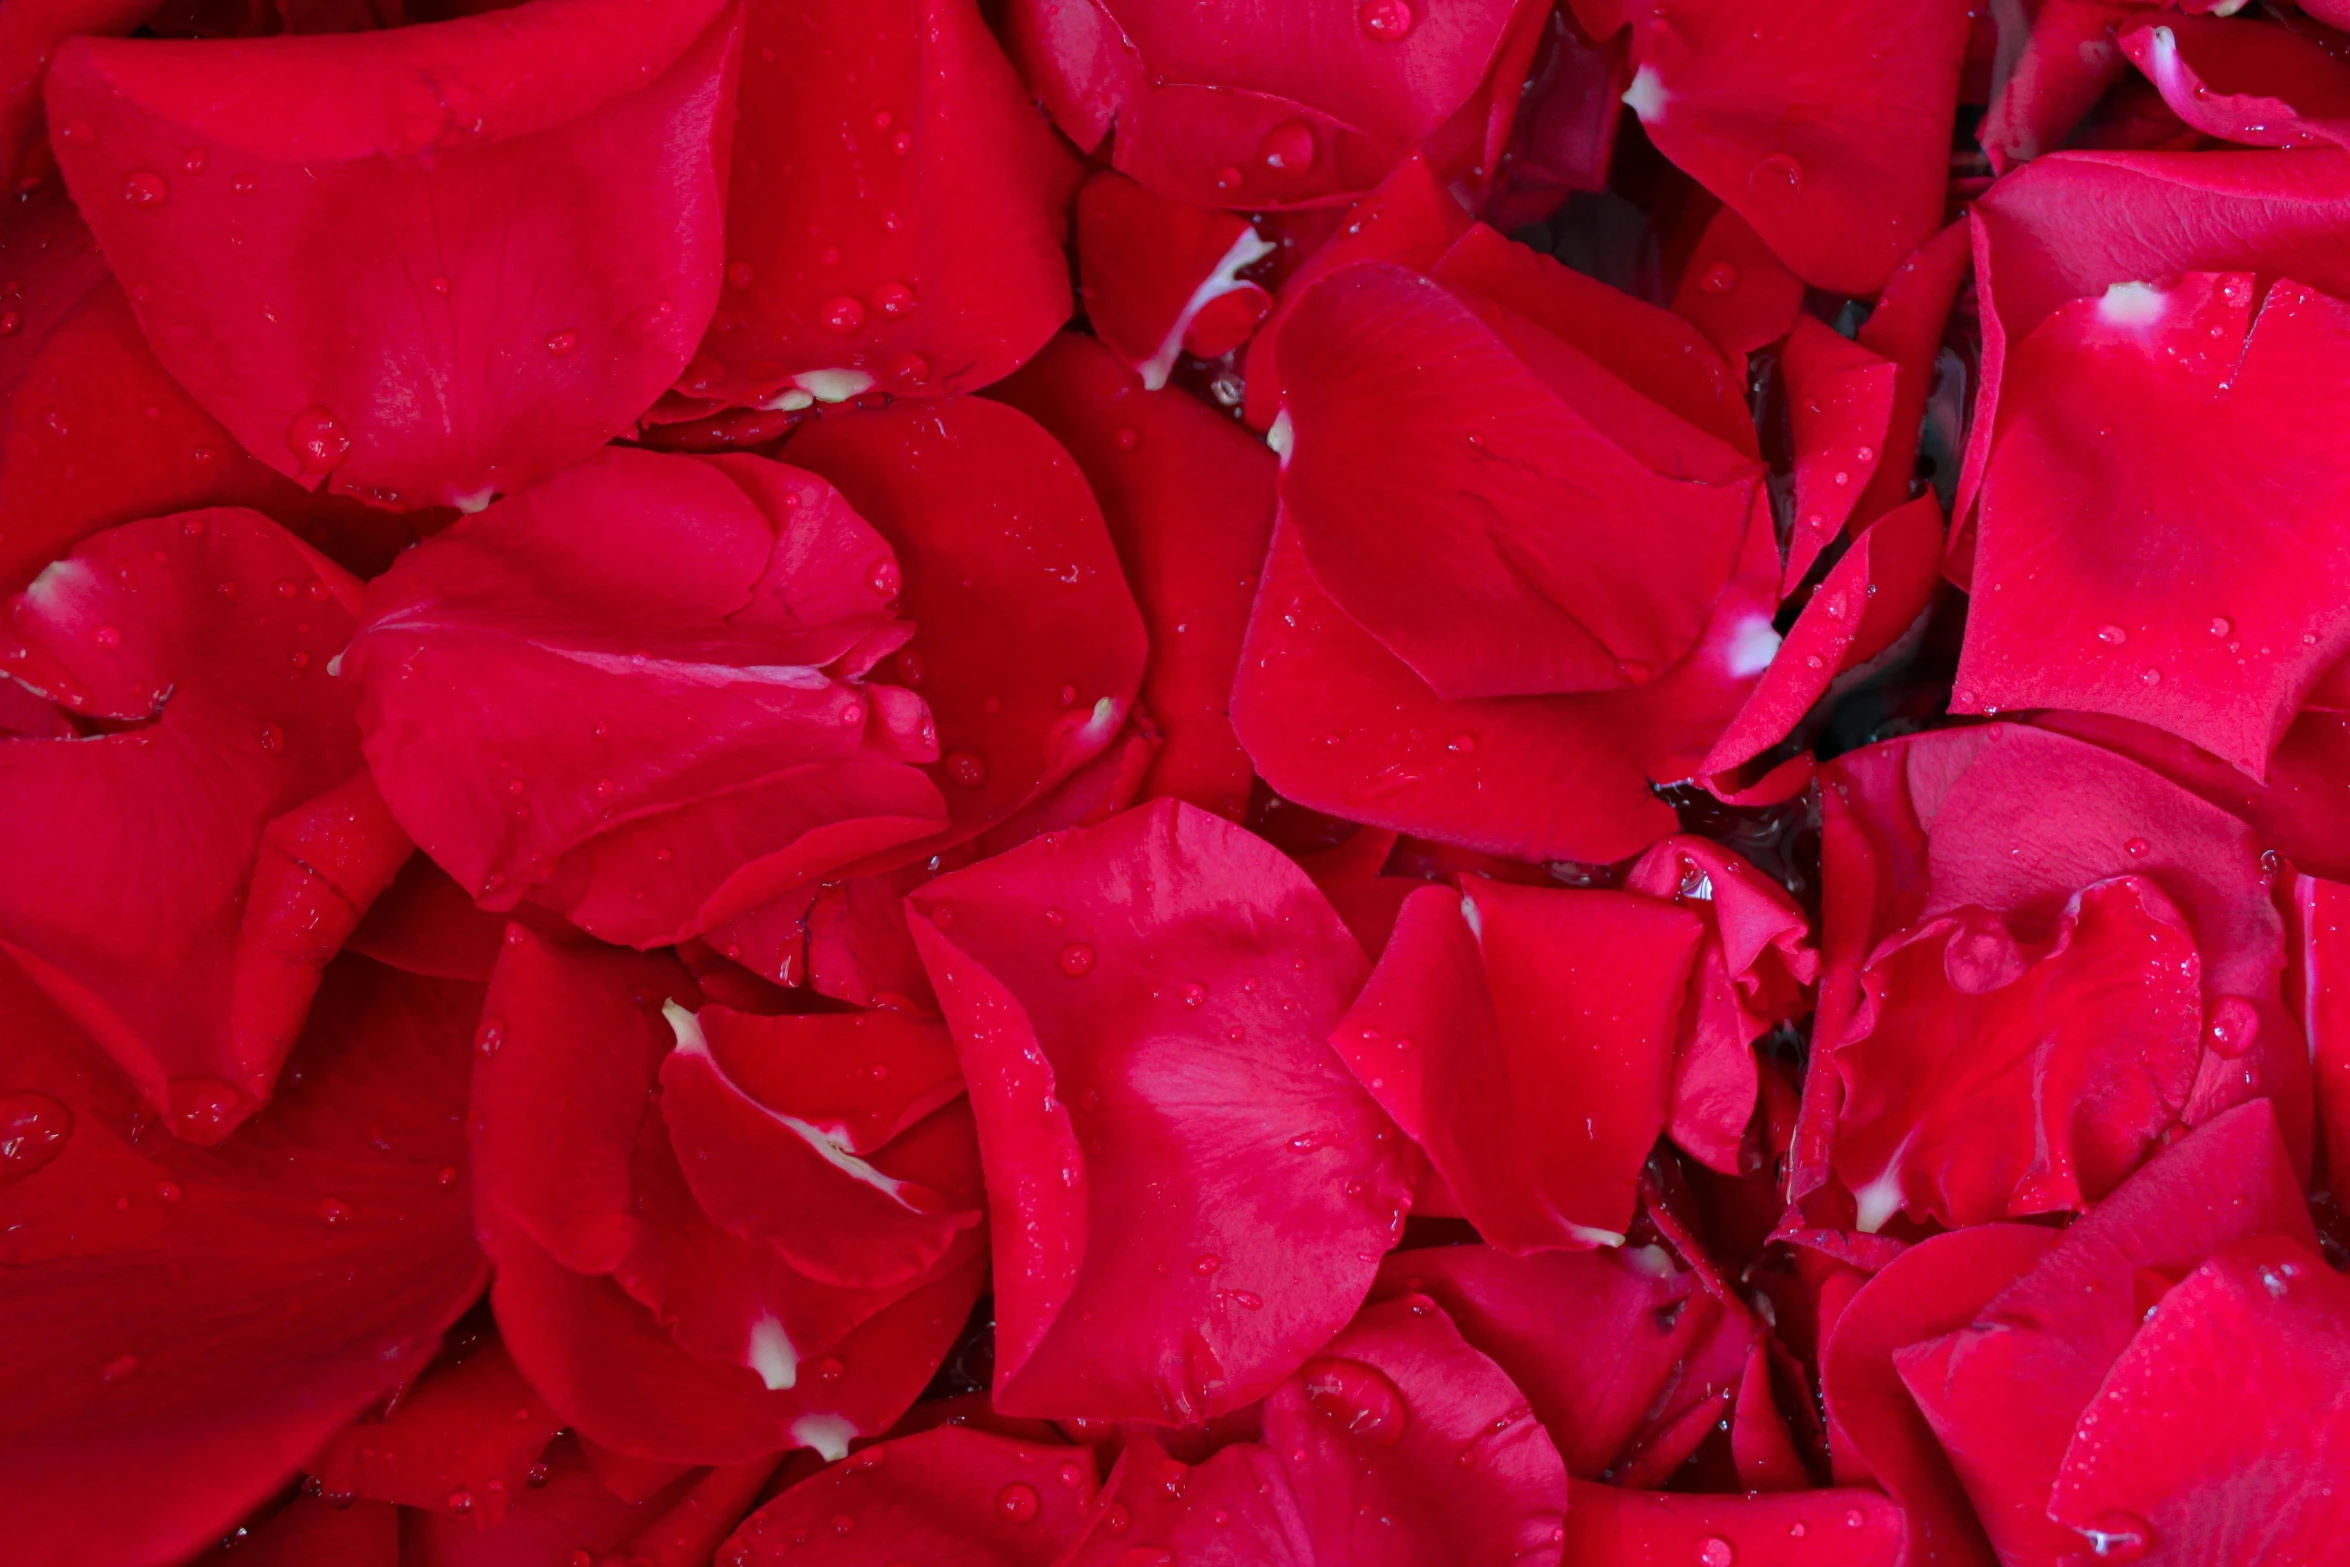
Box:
(1258, 120), (1316, 173)
(1058, 942), (1097, 978)
(1359, 0), (1414, 38)
(996, 1483), (1040, 1523)
(121, 170), (169, 208)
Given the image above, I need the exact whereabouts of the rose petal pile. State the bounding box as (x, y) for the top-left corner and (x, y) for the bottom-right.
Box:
(7, 1), (2350, 1564)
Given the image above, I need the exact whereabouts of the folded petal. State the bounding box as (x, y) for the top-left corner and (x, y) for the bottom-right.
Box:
(310, 1333), (563, 1525)
(348, 446), (947, 948)
(990, 332), (1276, 821)
(1669, 204), (1805, 358)
(46, 0), (737, 511)
(783, 398), (1149, 857)
(0, 954), (487, 1567)
(1, 508), (376, 1139)
(2121, 13), (2350, 152)
(1077, 171), (1272, 389)
(1777, 317), (1896, 594)
(907, 798), (1415, 1423)
(1332, 881), (1701, 1248)
(694, 0), (1076, 408)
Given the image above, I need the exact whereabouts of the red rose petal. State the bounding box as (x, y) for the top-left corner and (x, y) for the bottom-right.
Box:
(1333, 881), (1701, 1248)
(1976, 0), (2132, 174)
(908, 799), (1415, 1423)
(311, 1334), (563, 1525)
(0, 954), (487, 1567)
(1561, 1478), (1905, 1567)
(991, 331), (1276, 821)
(1370, 1241), (1756, 1482)
(398, 1434), (694, 1567)
(218, 1495), (397, 1567)
(1077, 170), (1272, 389)
(1831, 875), (2206, 1231)
(348, 446), (947, 949)
(0, 508), (378, 1140)
(784, 398), (1148, 860)
(694, 0), (1077, 408)
(660, 1001), (982, 1291)
(1064, 1297), (1567, 1567)
(723, 1427), (1098, 1567)
(45, 0), (738, 510)
(1958, 271), (2350, 774)
(1776, 317), (1896, 595)
(2120, 12), (2350, 153)
(1851, 220), (1970, 530)
(1819, 1224), (2058, 1566)
(1894, 1100), (2314, 1567)
(1616, 0), (1971, 294)
(2046, 1234), (2350, 1564)
(1669, 204), (1807, 359)
(1004, 0), (1539, 210)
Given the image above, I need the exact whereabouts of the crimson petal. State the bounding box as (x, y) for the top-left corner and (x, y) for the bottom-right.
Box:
(693, 0), (1076, 408)
(1332, 880), (1702, 1248)
(1, 508), (382, 1139)
(348, 446), (947, 949)
(908, 799), (1415, 1423)
(0, 954), (487, 1567)
(45, 0), (739, 510)
(1560, 1478), (1905, 1566)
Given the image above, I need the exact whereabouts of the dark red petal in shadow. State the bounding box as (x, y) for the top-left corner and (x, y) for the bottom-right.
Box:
(1, 508), (372, 1139)
(1851, 220), (1969, 531)
(46, 0), (738, 510)
(1977, 0), (2130, 174)
(990, 332), (1276, 821)
(723, 1427), (1098, 1566)
(396, 1434), (693, 1567)
(783, 398), (1149, 857)
(1819, 1224), (2055, 1567)
(908, 799), (1414, 1423)
(1622, 0), (1970, 293)
(696, 0), (1076, 408)
(0, 953), (487, 1567)
(1333, 881), (1702, 1248)
(1959, 272), (2350, 774)
(0, 0), (151, 188)
(345, 856), (510, 982)
(348, 446), (945, 949)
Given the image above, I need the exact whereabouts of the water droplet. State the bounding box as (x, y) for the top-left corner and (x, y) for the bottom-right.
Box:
(1059, 942), (1097, 978)
(0, 1092), (72, 1185)
(821, 296), (867, 334)
(1214, 165), (1246, 193)
(1301, 1357), (1408, 1446)
(257, 723), (284, 754)
(1114, 426), (1140, 451)
(120, 170), (168, 208)
(996, 1482), (1040, 1523)
(873, 280), (918, 318)
(2125, 837), (2151, 858)
(0, 311), (19, 338)
(1832, 470), (1850, 486)
(446, 1490), (473, 1514)
(946, 751), (987, 786)
(2090, 623), (2127, 647)
(1446, 733), (1476, 754)
(1181, 982), (1207, 1008)
(2141, 667), (2161, 686)
(1105, 1501), (1132, 1534)
(475, 1018), (505, 1057)
(1746, 152), (1804, 200)
(100, 1353), (139, 1383)
(1193, 1253), (1221, 1275)
(2205, 995), (2260, 1060)
(318, 1196), (353, 1226)
(888, 351), (932, 387)
(544, 329), (578, 356)
(1698, 1539), (1735, 1567)
(286, 407), (351, 474)
(1701, 262), (1739, 294)
(1359, 0), (1415, 37)
(1258, 120), (1316, 173)
(2206, 616), (2233, 638)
